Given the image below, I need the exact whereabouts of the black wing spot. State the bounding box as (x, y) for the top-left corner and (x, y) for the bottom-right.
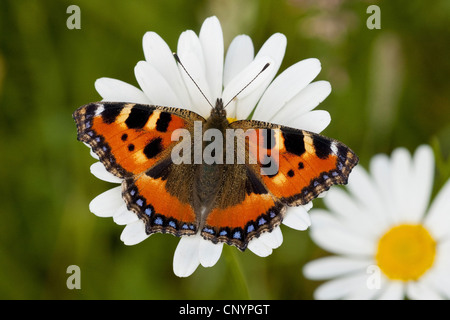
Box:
(125, 107), (152, 129)
(313, 137), (332, 159)
(156, 112), (172, 132)
(143, 137), (163, 159)
(282, 130), (305, 156)
(101, 105), (123, 124)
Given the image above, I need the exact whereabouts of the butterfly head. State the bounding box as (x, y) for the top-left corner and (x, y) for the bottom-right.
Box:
(208, 98), (230, 126)
(211, 98), (226, 116)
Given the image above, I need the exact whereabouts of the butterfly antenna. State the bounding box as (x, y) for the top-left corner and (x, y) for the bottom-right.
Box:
(173, 53), (214, 109)
(223, 62), (270, 108)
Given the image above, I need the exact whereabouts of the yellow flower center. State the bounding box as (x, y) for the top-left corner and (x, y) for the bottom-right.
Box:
(376, 224), (436, 281)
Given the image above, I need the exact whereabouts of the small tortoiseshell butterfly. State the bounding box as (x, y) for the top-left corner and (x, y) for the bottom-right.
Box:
(73, 62), (358, 251)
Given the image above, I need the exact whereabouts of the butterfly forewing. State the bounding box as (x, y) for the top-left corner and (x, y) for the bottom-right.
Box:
(229, 120), (359, 205)
(73, 102), (205, 237)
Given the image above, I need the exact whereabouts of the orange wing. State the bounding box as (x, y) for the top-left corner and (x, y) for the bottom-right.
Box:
(201, 163), (285, 250)
(200, 120), (358, 250)
(256, 126), (358, 206)
(73, 102), (204, 237)
(230, 120), (359, 205)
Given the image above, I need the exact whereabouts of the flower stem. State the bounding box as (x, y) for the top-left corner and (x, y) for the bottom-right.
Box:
(224, 245), (250, 299)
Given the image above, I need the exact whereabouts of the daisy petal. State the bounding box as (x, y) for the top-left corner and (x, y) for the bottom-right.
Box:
(323, 188), (360, 220)
(199, 238), (223, 268)
(284, 110), (331, 133)
(113, 204), (139, 225)
(177, 30), (211, 118)
(390, 147), (413, 222)
(377, 281), (405, 300)
(83, 143), (99, 159)
(199, 16), (224, 101)
(409, 145), (434, 222)
(346, 166), (389, 230)
(303, 256), (372, 280)
(247, 237), (273, 257)
(282, 206), (311, 230)
(223, 35), (254, 87)
(259, 227), (283, 249)
(437, 238), (450, 262)
(303, 202), (313, 211)
(313, 272), (372, 300)
(309, 210), (375, 256)
(425, 267), (450, 298)
(369, 154), (395, 223)
(90, 162), (122, 183)
(347, 165), (384, 212)
(120, 220), (150, 246)
(95, 78), (150, 104)
(134, 61), (182, 107)
(142, 31), (191, 106)
(236, 33), (287, 120)
(223, 56), (274, 119)
(89, 186), (123, 217)
(323, 187), (384, 238)
(345, 279), (385, 300)
(318, 190), (328, 198)
(271, 81), (331, 124)
(173, 235), (201, 277)
(252, 58), (321, 121)
(406, 281), (443, 300)
(424, 178), (450, 240)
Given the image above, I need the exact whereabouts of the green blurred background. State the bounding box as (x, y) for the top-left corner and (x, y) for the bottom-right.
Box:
(0, 0), (449, 299)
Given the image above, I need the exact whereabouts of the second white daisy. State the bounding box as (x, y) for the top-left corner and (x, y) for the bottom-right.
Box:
(304, 145), (450, 299)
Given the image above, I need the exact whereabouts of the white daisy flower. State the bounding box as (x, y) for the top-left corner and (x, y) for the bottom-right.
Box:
(88, 16), (332, 277)
(303, 145), (450, 299)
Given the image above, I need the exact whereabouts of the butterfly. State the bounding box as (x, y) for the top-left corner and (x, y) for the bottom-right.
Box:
(73, 63), (358, 251)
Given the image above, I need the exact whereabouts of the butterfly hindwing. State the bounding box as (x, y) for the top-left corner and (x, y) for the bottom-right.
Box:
(200, 163), (285, 250)
(123, 158), (198, 236)
(73, 102), (204, 237)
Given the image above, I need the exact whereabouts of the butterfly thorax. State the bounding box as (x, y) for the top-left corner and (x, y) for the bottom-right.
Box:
(207, 98), (229, 128)
(193, 98), (230, 217)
